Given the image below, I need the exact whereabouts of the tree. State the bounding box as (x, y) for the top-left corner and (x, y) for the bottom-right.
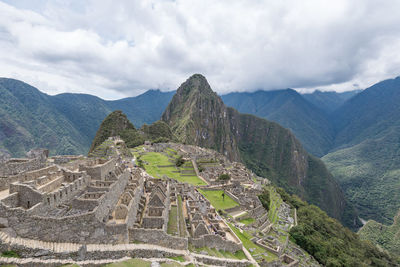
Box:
(258, 189), (270, 211)
(175, 155), (185, 167)
(218, 173), (230, 182)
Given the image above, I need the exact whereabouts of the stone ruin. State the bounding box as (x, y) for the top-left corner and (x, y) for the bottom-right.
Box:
(0, 139), (318, 266)
(0, 139), (243, 255)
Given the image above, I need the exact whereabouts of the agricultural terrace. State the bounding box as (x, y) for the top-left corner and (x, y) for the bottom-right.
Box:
(228, 223), (278, 262)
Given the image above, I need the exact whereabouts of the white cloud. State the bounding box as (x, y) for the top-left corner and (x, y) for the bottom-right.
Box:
(0, 0), (400, 99)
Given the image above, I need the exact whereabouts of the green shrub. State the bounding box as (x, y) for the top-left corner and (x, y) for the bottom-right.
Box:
(1, 250), (19, 258)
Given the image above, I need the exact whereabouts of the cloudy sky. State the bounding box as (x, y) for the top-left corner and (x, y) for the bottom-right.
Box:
(1, 0), (400, 99)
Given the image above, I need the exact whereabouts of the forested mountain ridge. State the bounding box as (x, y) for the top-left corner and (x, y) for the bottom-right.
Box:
(0, 78), (173, 157)
(302, 89), (361, 114)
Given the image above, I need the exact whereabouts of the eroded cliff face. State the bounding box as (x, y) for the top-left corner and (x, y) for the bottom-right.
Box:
(162, 74), (359, 228)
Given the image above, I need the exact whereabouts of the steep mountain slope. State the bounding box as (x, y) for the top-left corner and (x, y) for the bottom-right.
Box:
(162, 74), (359, 229)
(302, 90), (361, 113)
(50, 93), (111, 149)
(89, 110), (138, 153)
(332, 77), (400, 149)
(0, 78), (88, 156)
(358, 209), (400, 258)
(323, 77), (400, 224)
(221, 90), (334, 156)
(162, 75), (240, 160)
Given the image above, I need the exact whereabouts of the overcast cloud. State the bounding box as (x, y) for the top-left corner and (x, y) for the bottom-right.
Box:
(0, 0), (400, 99)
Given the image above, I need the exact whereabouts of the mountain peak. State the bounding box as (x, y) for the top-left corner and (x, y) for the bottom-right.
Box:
(176, 73), (215, 97)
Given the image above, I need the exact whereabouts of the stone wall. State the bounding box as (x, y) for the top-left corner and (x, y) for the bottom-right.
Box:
(0, 165), (57, 191)
(129, 228), (188, 250)
(190, 234), (242, 253)
(0, 202), (128, 244)
(125, 177), (144, 227)
(79, 159), (116, 181)
(225, 206), (242, 214)
(0, 157), (45, 178)
(0, 170), (130, 244)
(0, 239), (185, 262)
(52, 155), (83, 164)
(94, 170), (130, 222)
(9, 184), (43, 209)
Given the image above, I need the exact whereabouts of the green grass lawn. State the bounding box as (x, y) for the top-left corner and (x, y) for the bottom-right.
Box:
(228, 223), (277, 262)
(140, 152), (206, 186)
(239, 217), (256, 225)
(167, 206), (178, 235)
(198, 189), (238, 210)
(168, 256), (185, 262)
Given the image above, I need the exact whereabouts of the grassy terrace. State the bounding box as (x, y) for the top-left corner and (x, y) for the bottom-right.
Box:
(167, 206), (178, 235)
(138, 152), (206, 186)
(228, 223), (278, 263)
(197, 189), (238, 210)
(268, 187), (282, 224)
(177, 196), (187, 237)
(190, 246), (247, 260)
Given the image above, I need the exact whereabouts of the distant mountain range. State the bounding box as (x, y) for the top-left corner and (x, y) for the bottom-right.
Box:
(323, 77), (400, 224)
(0, 78), (174, 156)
